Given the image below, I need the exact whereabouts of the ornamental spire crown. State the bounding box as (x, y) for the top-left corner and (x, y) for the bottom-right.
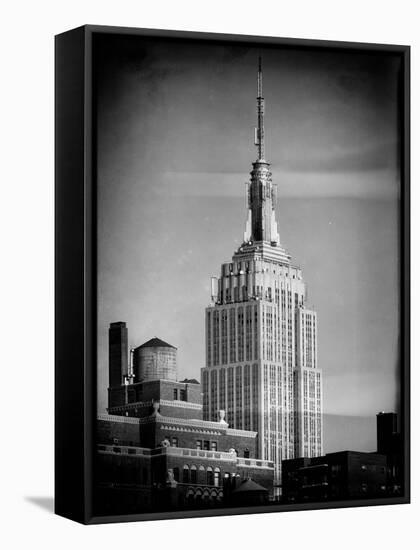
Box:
(243, 58), (281, 248)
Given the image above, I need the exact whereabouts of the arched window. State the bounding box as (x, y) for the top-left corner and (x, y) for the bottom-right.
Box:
(171, 436), (178, 447)
(190, 465), (197, 484)
(206, 467), (214, 486)
(214, 467), (221, 487)
(173, 467), (179, 482)
(183, 465), (189, 483)
(244, 448), (250, 458)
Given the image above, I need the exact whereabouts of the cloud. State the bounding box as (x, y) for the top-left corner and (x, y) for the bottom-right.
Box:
(160, 167), (400, 199)
(278, 140), (399, 173)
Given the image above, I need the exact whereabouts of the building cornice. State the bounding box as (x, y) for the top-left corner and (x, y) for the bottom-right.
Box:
(161, 399), (202, 410)
(108, 401), (153, 413)
(159, 424), (222, 436)
(96, 444), (274, 469)
(98, 413), (140, 425)
(108, 399), (202, 415)
(99, 413), (256, 439)
(139, 414), (227, 430)
(155, 415), (257, 438)
(227, 428), (257, 438)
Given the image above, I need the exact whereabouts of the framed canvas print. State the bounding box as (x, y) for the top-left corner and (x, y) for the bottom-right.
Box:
(55, 25), (410, 524)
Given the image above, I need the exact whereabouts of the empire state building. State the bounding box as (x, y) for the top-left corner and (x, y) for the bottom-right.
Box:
(201, 59), (323, 480)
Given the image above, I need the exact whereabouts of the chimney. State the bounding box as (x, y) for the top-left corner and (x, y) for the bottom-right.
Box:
(109, 322), (128, 387)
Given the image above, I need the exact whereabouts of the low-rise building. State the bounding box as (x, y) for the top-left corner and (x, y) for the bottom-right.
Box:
(95, 325), (274, 515)
(282, 450), (388, 503)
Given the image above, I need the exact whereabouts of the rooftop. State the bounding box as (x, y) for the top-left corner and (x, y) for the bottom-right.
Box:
(135, 337), (176, 350)
(232, 478), (268, 494)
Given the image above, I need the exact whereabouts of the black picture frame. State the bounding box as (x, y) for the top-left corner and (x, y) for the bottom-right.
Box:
(55, 24), (410, 525)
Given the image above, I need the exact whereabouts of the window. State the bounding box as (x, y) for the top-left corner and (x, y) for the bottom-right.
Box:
(171, 437), (178, 447)
(183, 465), (189, 483)
(199, 464), (205, 483)
(173, 388), (178, 400)
(173, 468), (179, 482)
(244, 448), (250, 458)
(214, 468), (221, 487)
(180, 389), (186, 401)
(331, 464), (341, 477)
(196, 440), (203, 450)
(190, 465), (197, 484)
(206, 467), (214, 485)
(210, 441), (217, 451)
(203, 440), (210, 451)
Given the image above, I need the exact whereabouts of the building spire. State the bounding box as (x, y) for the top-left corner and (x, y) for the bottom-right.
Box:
(243, 57), (281, 248)
(255, 56), (265, 162)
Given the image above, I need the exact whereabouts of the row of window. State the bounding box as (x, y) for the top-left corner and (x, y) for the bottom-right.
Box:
(208, 302), (313, 367)
(203, 364), (260, 429)
(330, 464), (387, 475)
(173, 465), (222, 487)
(222, 260), (301, 278)
(165, 436), (250, 458)
(196, 439), (217, 451)
(165, 437), (218, 451)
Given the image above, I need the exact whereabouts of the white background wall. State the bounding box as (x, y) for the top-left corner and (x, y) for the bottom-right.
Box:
(1, 1), (417, 548)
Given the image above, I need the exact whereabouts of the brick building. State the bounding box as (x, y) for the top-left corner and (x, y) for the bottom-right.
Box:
(95, 324), (275, 515)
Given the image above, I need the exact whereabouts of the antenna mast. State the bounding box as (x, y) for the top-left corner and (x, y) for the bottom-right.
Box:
(255, 56), (265, 161)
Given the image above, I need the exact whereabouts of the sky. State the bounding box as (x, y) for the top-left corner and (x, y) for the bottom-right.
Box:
(94, 34), (402, 452)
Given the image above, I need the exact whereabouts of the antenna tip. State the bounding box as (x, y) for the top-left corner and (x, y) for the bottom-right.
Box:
(258, 55), (262, 71)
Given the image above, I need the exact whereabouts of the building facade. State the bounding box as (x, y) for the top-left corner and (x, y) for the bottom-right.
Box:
(96, 325), (275, 514)
(281, 411), (403, 503)
(282, 451), (388, 503)
(376, 412), (403, 494)
(201, 59), (323, 483)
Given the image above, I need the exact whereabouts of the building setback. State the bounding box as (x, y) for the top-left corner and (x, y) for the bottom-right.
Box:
(201, 59), (323, 485)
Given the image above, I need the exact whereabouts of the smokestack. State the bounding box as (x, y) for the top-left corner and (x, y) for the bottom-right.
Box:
(108, 322), (128, 387)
